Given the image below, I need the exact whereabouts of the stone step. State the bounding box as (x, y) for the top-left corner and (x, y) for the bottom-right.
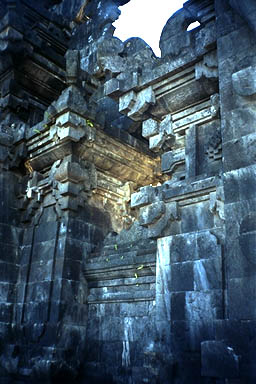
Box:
(86, 250), (156, 268)
(90, 241), (157, 259)
(85, 254), (156, 272)
(88, 288), (155, 303)
(88, 275), (155, 288)
(89, 282), (155, 296)
(87, 249), (137, 262)
(84, 246), (156, 281)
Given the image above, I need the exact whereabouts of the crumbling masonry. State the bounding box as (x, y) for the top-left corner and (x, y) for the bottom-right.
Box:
(0, 0), (256, 383)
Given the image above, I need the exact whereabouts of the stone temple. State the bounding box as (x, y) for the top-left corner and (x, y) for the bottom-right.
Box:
(0, 0), (256, 382)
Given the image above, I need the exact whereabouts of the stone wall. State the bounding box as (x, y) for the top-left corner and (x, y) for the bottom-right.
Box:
(0, 0), (256, 383)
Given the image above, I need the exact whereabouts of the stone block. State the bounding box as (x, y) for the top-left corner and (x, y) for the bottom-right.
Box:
(120, 87), (156, 122)
(0, 262), (19, 283)
(197, 231), (221, 261)
(215, 3), (244, 35)
(147, 202), (179, 238)
(0, 224), (22, 245)
(0, 303), (13, 322)
(229, 0), (256, 35)
(172, 320), (215, 354)
(58, 182), (81, 197)
(56, 125), (87, 143)
(23, 302), (49, 323)
(201, 341), (240, 378)
(222, 107), (256, 143)
(139, 201), (165, 226)
(15, 282), (26, 303)
(228, 276), (256, 320)
(120, 302), (151, 317)
(160, 230), (221, 267)
(171, 292), (186, 321)
(86, 316), (100, 341)
(101, 341), (123, 366)
(19, 264), (28, 284)
(34, 222), (58, 244)
(128, 87), (156, 121)
(84, 339), (101, 362)
(142, 118), (159, 139)
(119, 91), (136, 114)
(0, 243), (19, 264)
(29, 260), (53, 283)
(223, 166), (256, 203)
(26, 281), (52, 302)
(130, 186), (155, 208)
(22, 228), (33, 246)
(223, 134), (256, 172)
(215, 319), (256, 353)
(155, 291), (171, 323)
(193, 257), (222, 291)
(185, 291), (223, 322)
(170, 262), (194, 292)
(65, 238), (90, 262)
(31, 240), (56, 264)
(159, 9), (191, 58)
(160, 114), (173, 136)
(99, 55), (125, 76)
(104, 78), (124, 97)
(66, 219), (91, 242)
(195, 21), (217, 55)
(24, 322), (48, 344)
(97, 316), (123, 341)
(0, 282), (15, 302)
(65, 50), (79, 83)
(56, 301), (82, 325)
(161, 150), (185, 174)
(55, 258), (81, 281)
(226, 237), (256, 280)
(149, 133), (165, 152)
(55, 85), (88, 116)
(181, 202), (214, 233)
(171, 321), (190, 353)
(217, 26), (253, 61)
(146, 115), (174, 152)
(0, 145), (9, 163)
(58, 196), (78, 211)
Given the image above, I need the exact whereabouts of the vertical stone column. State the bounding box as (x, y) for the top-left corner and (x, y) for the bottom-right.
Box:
(155, 237), (173, 383)
(13, 155), (110, 380)
(214, 0), (256, 380)
(0, 129), (24, 380)
(10, 83), (112, 381)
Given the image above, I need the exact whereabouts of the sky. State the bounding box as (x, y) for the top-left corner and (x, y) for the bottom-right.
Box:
(113, 0), (186, 57)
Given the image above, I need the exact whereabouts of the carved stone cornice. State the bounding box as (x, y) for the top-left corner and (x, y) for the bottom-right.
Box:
(19, 83), (163, 229)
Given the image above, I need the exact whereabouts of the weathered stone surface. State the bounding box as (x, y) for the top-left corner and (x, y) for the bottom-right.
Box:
(229, 0), (256, 34)
(139, 201), (166, 226)
(142, 118), (159, 139)
(201, 341), (240, 378)
(131, 186), (156, 208)
(159, 8), (193, 58)
(1, 0), (256, 383)
(119, 87), (156, 121)
(232, 66), (256, 97)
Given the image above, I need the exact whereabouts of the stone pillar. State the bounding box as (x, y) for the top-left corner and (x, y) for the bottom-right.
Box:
(0, 129), (24, 380)
(202, 0), (256, 381)
(7, 84), (111, 381)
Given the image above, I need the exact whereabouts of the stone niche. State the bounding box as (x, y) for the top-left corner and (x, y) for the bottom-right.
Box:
(0, 0), (256, 383)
